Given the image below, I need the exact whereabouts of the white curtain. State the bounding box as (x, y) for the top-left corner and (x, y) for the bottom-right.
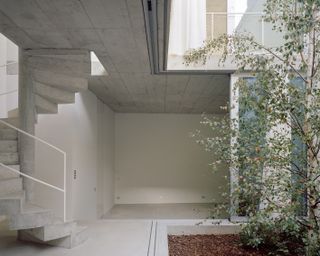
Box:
(168, 0), (206, 56)
(227, 0), (248, 33)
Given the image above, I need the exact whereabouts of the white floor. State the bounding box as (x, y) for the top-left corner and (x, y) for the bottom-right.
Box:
(0, 204), (225, 256)
(103, 203), (217, 219)
(0, 220), (153, 256)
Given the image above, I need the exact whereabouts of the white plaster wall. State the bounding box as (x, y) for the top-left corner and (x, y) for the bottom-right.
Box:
(97, 101), (115, 217)
(5, 38), (18, 115)
(0, 33), (18, 118)
(33, 99), (227, 218)
(0, 34), (7, 117)
(114, 113), (228, 204)
(34, 90), (115, 220)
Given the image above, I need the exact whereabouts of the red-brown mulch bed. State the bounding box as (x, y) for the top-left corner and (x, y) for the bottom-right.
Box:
(168, 234), (268, 256)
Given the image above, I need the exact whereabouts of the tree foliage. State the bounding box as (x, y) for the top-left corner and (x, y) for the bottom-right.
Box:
(186, 0), (320, 254)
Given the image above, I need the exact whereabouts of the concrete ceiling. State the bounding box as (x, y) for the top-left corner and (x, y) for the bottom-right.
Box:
(0, 0), (229, 113)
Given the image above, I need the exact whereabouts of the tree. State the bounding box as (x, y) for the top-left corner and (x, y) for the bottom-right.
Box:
(185, 0), (320, 254)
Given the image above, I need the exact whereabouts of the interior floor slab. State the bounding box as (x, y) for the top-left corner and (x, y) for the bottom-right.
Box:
(0, 219), (152, 256)
(103, 203), (219, 219)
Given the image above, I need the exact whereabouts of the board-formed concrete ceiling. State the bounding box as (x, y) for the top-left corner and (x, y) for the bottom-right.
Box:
(0, 0), (229, 113)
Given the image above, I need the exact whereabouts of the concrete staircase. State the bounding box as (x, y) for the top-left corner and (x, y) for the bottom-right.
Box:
(28, 50), (90, 115)
(0, 50), (90, 248)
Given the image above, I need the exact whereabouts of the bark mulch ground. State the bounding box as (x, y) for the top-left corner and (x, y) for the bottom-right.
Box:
(168, 234), (268, 256)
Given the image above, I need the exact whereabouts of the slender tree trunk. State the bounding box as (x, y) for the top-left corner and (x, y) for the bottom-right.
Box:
(305, 6), (320, 254)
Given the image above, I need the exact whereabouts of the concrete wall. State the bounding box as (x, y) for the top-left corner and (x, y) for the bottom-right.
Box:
(0, 33), (18, 118)
(34, 90), (115, 220)
(0, 34), (6, 117)
(114, 113), (228, 204)
(34, 101), (228, 218)
(97, 100), (115, 217)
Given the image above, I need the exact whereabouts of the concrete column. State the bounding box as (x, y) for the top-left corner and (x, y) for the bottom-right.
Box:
(260, 120), (291, 212)
(0, 34), (7, 118)
(229, 74), (239, 217)
(18, 49), (36, 202)
(260, 80), (291, 213)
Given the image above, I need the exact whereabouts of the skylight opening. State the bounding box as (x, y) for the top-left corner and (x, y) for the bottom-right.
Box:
(166, 0), (272, 71)
(0, 33), (19, 118)
(90, 51), (108, 76)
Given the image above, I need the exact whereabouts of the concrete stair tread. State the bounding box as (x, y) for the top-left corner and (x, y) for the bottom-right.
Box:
(0, 176), (23, 195)
(0, 129), (18, 140)
(10, 210), (54, 230)
(0, 139), (18, 142)
(48, 224), (88, 248)
(0, 152), (19, 165)
(0, 164), (20, 169)
(35, 94), (58, 114)
(71, 225), (88, 248)
(44, 218), (73, 226)
(0, 140), (18, 153)
(21, 203), (51, 214)
(0, 190), (24, 216)
(0, 177), (21, 182)
(28, 54), (89, 61)
(28, 56), (90, 78)
(0, 190), (24, 199)
(0, 165), (20, 179)
(26, 220), (77, 241)
(0, 118), (19, 129)
(32, 70), (88, 92)
(7, 108), (19, 118)
(18, 222), (87, 248)
(34, 82), (75, 104)
(25, 49), (89, 57)
(75, 225), (86, 235)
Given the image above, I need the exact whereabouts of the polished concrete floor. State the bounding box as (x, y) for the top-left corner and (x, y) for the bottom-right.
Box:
(0, 204), (219, 256)
(0, 218), (237, 256)
(103, 203), (215, 219)
(0, 219), (153, 256)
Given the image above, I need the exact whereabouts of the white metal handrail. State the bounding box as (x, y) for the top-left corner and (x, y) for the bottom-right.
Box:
(206, 12), (263, 15)
(0, 119), (67, 222)
(0, 61), (18, 69)
(206, 11), (265, 44)
(0, 89), (18, 97)
(0, 163), (64, 192)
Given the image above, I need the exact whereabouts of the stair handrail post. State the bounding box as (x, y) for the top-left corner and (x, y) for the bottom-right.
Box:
(0, 119), (67, 222)
(0, 89), (18, 97)
(63, 151), (67, 222)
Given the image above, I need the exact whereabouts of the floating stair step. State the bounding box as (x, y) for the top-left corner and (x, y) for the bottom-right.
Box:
(0, 152), (19, 165)
(46, 225), (87, 249)
(0, 191), (25, 215)
(0, 118), (19, 129)
(0, 129), (18, 140)
(35, 95), (58, 114)
(7, 108), (19, 118)
(28, 56), (90, 78)
(0, 140), (18, 153)
(34, 82), (75, 104)
(0, 177), (22, 194)
(22, 220), (77, 242)
(6, 61), (18, 75)
(45, 54), (89, 62)
(21, 203), (51, 214)
(32, 70), (88, 92)
(18, 223), (87, 248)
(10, 203), (53, 230)
(0, 190), (25, 200)
(25, 49), (89, 57)
(0, 165), (20, 179)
